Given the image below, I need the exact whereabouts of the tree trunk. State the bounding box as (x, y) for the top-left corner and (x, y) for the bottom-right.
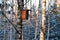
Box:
(40, 0), (46, 40)
(15, 0), (24, 40)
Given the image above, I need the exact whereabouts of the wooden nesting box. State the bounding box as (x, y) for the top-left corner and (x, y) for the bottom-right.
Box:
(21, 9), (29, 20)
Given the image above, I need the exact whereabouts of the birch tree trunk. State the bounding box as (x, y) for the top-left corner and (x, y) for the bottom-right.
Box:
(40, 0), (46, 40)
(15, 0), (23, 40)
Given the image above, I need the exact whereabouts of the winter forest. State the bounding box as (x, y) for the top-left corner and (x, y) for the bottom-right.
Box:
(0, 0), (60, 40)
